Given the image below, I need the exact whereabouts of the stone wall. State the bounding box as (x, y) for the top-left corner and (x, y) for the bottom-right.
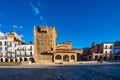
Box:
(34, 25), (56, 62)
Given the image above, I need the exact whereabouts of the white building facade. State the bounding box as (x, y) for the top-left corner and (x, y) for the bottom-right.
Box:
(0, 37), (8, 62)
(16, 44), (34, 62)
(113, 41), (120, 60)
(0, 32), (34, 62)
(102, 43), (114, 60)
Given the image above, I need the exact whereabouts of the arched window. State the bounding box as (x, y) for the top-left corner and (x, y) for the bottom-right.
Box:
(10, 59), (13, 62)
(15, 59), (17, 62)
(5, 58), (8, 62)
(20, 58), (22, 62)
(56, 55), (62, 60)
(71, 55), (75, 60)
(29, 58), (34, 62)
(1, 58), (3, 62)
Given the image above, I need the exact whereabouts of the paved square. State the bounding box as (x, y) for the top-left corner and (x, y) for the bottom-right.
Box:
(0, 63), (120, 80)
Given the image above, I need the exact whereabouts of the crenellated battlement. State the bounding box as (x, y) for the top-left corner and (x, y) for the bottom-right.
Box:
(34, 25), (55, 33)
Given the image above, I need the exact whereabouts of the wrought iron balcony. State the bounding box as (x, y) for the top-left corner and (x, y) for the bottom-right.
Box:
(16, 55), (33, 57)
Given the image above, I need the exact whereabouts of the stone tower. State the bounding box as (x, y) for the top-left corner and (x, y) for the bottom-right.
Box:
(34, 25), (56, 62)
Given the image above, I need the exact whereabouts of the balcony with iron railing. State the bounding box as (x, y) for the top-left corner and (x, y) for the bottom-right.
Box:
(22, 48), (27, 51)
(7, 56), (17, 58)
(16, 55), (33, 57)
(17, 48), (21, 51)
(28, 48), (32, 51)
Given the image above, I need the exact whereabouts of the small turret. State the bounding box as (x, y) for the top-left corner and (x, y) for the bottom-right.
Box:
(92, 42), (96, 47)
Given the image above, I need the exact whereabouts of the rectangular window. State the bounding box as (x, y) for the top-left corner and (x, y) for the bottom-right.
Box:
(10, 43), (12, 47)
(25, 52), (26, 56)
(5, 47), (7, 51)
(15, 44), (16, 47)
(4, 41), (7, 46)
(51, 48), (53, 51)
(0, 47), (2, 50)
(105, 45), (107, 49)
(20, 52), (21, 56)
(105, 51), (107, 54)
(110, 51), (112, 54)
(30, 46), (32, 50)
(15, 50), (16, 53)
(110, 46), (112, 49)
(30, 52), (32, 56)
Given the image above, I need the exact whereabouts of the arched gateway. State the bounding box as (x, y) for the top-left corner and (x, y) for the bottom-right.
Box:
(63, 55), (69, 61)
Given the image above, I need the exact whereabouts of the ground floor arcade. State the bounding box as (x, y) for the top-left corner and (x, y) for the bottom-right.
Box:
(84, 53), (112, 61)
(0, 57), (34, 62)
(54, 53), (77, 63)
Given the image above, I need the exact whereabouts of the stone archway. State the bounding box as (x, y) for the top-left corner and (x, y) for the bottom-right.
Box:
(89, 56), (92, 60)
(10, 59), (13, 62)
(63, 55), (69, 62)
(5, 58), (8, 62)
(24, 58), (28, 62)
(15, 58), (17, 62)
(95, 55), (98, 60)
(104, 57), (107, 60)
(20, 58), (22, 62)
(29, 58), (34, 62)
(71, 55), (75, 60)
(0, 58), (3, 62)
(55, 55), (62, 60)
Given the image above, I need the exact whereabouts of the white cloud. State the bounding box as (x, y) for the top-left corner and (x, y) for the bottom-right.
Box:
(19, 34), (24, 38)
(0, 24), (2, 27)
(13, 25), (18, 29)
(40, 16), (43, 21)
(29, 1), (47, 21)
(12, 25), (23, 30)
(23, 40), (26, 42)
(30, 3), (40, 16)
(5, 32), (10, 36)
(37, 1), (47, 9)
(0, 31), (4, 37)
(19, 26), (23, 29)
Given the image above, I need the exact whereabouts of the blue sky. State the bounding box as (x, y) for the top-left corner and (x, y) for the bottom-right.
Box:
(0, 0), (120, 48)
